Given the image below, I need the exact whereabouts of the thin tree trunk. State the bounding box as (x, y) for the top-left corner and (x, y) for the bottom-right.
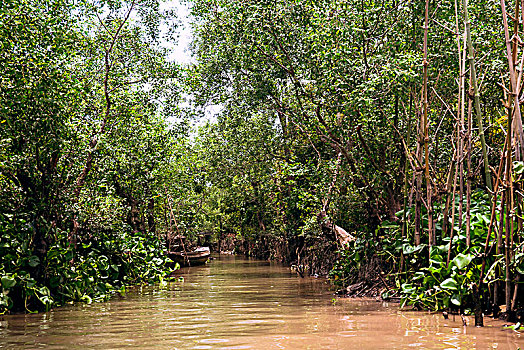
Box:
(500, 0), (520, 316)
(148, 195), (156, 234)
(402, 109), (413, 238)
(463, 0), (493, 193)
(501, 0), (524, 160)
(495, 190), (506, 312)
(479, 141), (507, 313)
(423, 0), (434, 247)
(72, 2), (136, 199)
(69, 1), (136, 243)
(448, 0), (463, 267)
(512, 275), (520, 309)
(504, 100), (514, 317)
(447, 147), (460, 266)
(466, 99), (473, 247)
(415, 124), (423, 246)
(505, 184), (513, 316)
(457, 32), (467, 250)
(442, 151), (456, 240)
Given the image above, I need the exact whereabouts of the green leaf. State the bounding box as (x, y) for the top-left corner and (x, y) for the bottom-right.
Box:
(452, 253), (474, 270)
(403, 244), (415, 255)
(401, 283), (414, 294)
(1, 275), (16, 289)
(440, 278), (458, 290)
(38, 286), (51, 296)
(428, 265), (442, 274)
(25, 278), (36, 289)
(514, 161), (524, 174)
(28, 255), (40, 267)
(451, 293), (461, 306)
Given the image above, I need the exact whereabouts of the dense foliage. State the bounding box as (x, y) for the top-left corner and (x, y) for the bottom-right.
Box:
(184, 0), (524, 324)
(4, 0), (524, 326)
(0, 0), (188, 313)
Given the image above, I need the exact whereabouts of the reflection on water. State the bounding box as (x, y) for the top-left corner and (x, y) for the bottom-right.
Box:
(0, 255), (523, 349)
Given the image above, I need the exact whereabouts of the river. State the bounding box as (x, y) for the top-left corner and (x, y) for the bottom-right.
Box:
(0, 255), (523, 349)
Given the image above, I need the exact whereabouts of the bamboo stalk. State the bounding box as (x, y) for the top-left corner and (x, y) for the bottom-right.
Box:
(466, 98), (473, 247)
(415, 118), (423, 246)
(458, 31), (467, 248)
(402, 108), (413, 239)
(447, 146), (460, 267)
(495, 190), (506, 310)
(441, 151), (456, 239)
(423, 0), (434, 248)
(505, 86), (514, 316)
(448, 2), (465, 266)
(463, 0), (493, 194)
(477, 143), (506, 321)
(501, 0), (524, 160)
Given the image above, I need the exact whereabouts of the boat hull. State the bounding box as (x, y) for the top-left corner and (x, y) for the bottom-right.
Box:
(168, 247), (210, 267)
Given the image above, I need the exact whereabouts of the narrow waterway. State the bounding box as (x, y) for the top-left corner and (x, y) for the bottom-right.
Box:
(1, 255), (523, 349)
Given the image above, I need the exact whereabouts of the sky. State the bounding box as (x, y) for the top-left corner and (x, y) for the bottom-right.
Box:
(159, 0), (222, 125)
(160, 0), (193, 65)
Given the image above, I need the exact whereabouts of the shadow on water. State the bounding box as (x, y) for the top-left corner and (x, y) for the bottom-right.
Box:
(0, 254), (523, 349)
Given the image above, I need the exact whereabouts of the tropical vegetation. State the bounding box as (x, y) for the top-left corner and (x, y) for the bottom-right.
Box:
(3, 0), (524, 326)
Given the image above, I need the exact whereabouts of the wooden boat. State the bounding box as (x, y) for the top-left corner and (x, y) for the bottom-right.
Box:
(168, 247), (210, 267)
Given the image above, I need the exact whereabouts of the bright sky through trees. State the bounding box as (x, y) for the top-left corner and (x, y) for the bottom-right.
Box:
(161, 0), (192, 64)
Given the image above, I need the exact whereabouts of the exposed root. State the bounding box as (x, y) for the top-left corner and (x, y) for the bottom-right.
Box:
(336, 278), (398, 299)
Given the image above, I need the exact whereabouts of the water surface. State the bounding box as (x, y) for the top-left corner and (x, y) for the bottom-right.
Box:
(0, 255), (523, 349)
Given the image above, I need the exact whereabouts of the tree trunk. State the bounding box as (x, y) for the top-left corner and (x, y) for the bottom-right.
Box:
(423, 0), (434, 247)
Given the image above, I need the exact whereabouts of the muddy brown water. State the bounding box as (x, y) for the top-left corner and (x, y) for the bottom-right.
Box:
(1, 255), (524, 349)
